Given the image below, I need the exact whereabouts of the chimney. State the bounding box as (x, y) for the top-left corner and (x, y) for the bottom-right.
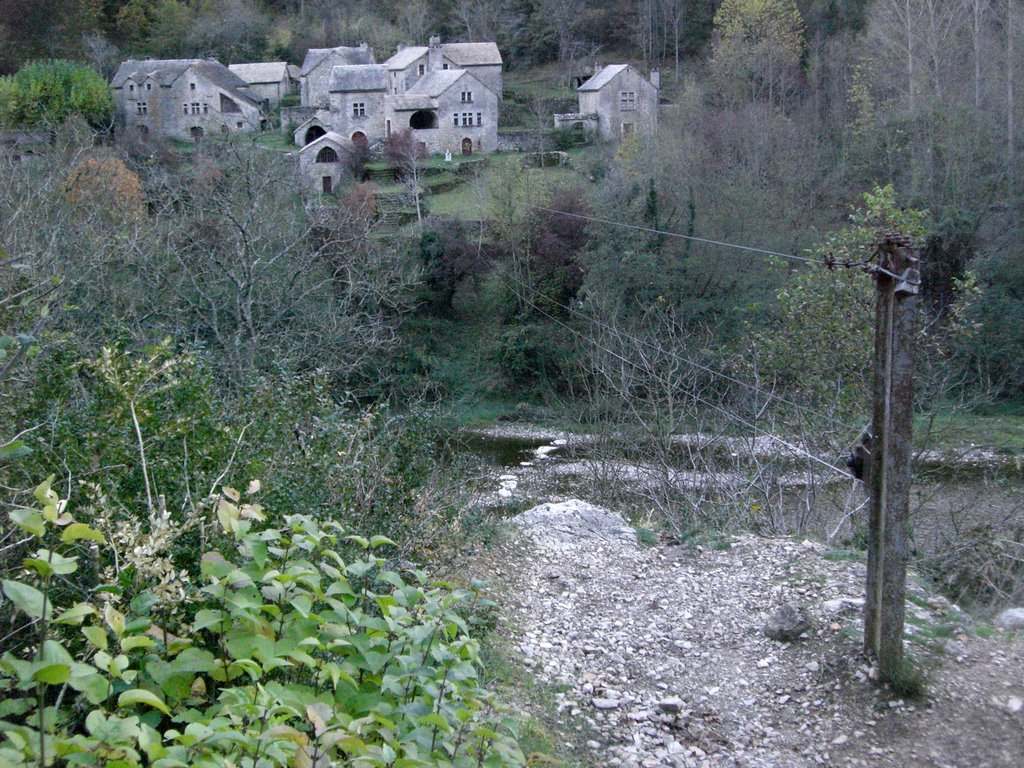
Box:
(428, 35), (442, 72)
(650, 69), (660, 89)
(593, 62), (601, 75)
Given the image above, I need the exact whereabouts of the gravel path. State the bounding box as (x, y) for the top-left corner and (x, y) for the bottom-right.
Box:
(476, 500), (1024, 767)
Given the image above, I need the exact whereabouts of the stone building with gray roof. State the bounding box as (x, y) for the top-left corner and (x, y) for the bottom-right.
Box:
(327, 65), (388, 146)
(299, 44), (374, 108)
(311, 36), (501, 156)
(228, 61), (294, 110)
(112, 58), (264, 141)
(555, 64), (659, 142)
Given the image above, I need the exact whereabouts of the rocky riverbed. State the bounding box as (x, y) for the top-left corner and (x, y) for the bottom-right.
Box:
(467, 500), (1024, 767)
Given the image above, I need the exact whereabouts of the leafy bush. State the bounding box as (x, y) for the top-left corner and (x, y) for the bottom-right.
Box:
(0, 60), (113, 129)
(0, 479), (526, 767)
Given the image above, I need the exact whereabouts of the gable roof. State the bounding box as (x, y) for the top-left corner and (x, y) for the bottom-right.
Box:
(229, 62), (288, 84)
(407, 69), (466, 97)
(384, 46), (428, 71)
(577, 64), (628, 92)
(299, 131), (353, 157)
(112, 59), (260, 107)
(300, 45), (374, 77)
(329, 64), (387, 93)
(287, 64), (301, 81)
(441, 42), (502, 67)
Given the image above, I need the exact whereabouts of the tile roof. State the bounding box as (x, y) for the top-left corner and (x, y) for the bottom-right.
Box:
(299, 131), (353, 156)
(407, 69), (465, 97)
(228, 62), (288, 84)
(577, 64), (628, 92)
(441, 42), (502, 67)
(112, 59), (260, 108)
(329, 64), (387, 92)
(300, 45), (374, 77)
(384, 46), (429, 70)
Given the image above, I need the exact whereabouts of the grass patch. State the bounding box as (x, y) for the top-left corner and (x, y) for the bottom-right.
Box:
(478, 637), (597, 768)
(915, 405), (1024, 455)
(823, 549), (866, 563)
(634, 526), (658, 548)
(885, 657), (928, 700)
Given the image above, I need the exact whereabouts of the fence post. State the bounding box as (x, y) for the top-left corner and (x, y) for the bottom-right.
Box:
(864, 233), (920, 683)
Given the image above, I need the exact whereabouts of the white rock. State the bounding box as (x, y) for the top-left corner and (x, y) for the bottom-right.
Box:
(1007, 696), (1023, 714)
(994, 607), (1024, 630)
(823, 597), (865, 614)
(592, 698), (620, 710)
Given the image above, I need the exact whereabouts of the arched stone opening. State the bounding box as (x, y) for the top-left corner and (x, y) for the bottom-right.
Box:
(352, 131), (367, 144)
(315, 146), (340, 163)
(409, 110), (437, 130)
(304, 125), (326, 145)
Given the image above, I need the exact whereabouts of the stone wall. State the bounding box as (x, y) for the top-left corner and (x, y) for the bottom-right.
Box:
(496, 130), (557, 153)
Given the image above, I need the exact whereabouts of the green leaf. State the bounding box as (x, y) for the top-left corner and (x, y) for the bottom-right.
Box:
(32, 663), (70, 685)
(53, 602), (97, 626)
(369, 535), (396, 549)
(9, 508), (45, 537)
(0, 440), (31, 461)
(61, 523), (105, 544)
(2, 579), (50, 620)
(118, 688), (171, 715)
(82, 625), (108, 650)
(121, 635), (157, 652)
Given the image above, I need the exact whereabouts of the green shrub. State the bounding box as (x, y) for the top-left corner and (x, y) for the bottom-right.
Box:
(0, 478), (526, 767)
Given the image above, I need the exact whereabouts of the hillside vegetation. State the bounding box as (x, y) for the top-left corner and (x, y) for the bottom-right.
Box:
(3, 1), (1024, 765)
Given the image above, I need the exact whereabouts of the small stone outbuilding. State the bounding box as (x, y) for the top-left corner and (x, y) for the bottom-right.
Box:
(575, 64), (659, 142)
(297, 131), (353, 194)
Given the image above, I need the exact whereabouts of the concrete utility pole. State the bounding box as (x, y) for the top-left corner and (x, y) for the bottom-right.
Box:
(863, 234), (920, 683)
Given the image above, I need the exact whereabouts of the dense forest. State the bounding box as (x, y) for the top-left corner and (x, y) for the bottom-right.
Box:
(2, 1), (1024, 766)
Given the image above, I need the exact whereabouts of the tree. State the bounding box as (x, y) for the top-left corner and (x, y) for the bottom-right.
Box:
(0, 60), (113, 128)
(386, 129), (427, 228)
(712, 0), (806, 108)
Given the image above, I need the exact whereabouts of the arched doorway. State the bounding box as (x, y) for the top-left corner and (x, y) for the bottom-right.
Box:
(409, 110), (438, 130)
(190, 126), (204, 141)
(351, 131), (367, 144)
(461, 137), (472, 156)
(304, 125), (326, 145)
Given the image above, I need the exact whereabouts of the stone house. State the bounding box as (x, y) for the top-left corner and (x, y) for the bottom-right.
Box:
(327, 65), (388, 145)
(299, 44), (374, 108)
(305, 36), (501, 157)
(228, 62), (294, 110)
(297, 131), (353, 194)
(112, 59), (264, 141)
(384, 69), (498, 155)
(557, 65), (659, 142)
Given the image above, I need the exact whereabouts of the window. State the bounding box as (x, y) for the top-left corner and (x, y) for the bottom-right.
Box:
(461, 91), (473, 103)
(453, 113), (459, 127)
(316, 146), (339, 163)
(476, 112), (482, 126)
(236, 121), (243, 128)
(442, 63), (449, 70)
(129, 84), (135, 93)
(190, 83), (196, 91)
(183, 104), (188, 115)
(136, 102), (148, 115)
(620, 91), (636, 110)
(417, 64), (425, 76)
(462, 112), (471, 127)
(352, 102), (365, 117)
(203, 103), (209, 114)
(146, 83), (152, 91)
(191, 102), (200, 115)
